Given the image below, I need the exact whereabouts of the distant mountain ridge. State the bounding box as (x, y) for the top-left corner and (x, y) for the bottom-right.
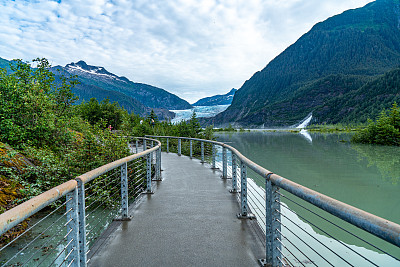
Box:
(210, 0), (400, 127)
(192, 88), (237, 106)
(0, 58), (190, 120)
(58, 60), (192, 111)
(65, 61), (131, 83)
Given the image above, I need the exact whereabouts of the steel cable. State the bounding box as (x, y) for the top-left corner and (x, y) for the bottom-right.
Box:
(279, 192), (399, 262)
(276, 228), (317, 267)
(1, 201), (71, 266)
(277, 218), (334, 266)
(277, 237), (306, 267)
(278, 210), (350, 266)
(279, 202), (378, 266)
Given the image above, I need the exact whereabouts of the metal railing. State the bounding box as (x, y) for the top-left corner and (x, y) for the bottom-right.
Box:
(0, 137), (161, 267)
(147, 135), (400, 267)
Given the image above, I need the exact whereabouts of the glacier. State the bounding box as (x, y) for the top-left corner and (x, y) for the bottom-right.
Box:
(171, 105), (230, 123)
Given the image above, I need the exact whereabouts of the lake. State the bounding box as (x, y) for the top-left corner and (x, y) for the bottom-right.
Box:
(216, 131), (400, 265)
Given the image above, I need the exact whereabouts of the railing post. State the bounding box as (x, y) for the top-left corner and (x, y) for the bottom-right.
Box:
(260, 174), (281, 266)
(150, 141), (154, 164)
(135, 140), (138, 153)
(212, 144), (216, 169)
(230, 153), (238, 193)
(201, 141), (205, 163)
(237, 161), (255, 219)
(120, 163), (129, 219)
(166, 138), (169, 153)
(145, 153), (154, 194)
(155, 147), (162, 180)
(190, 139), (193, 159)
(143, 139), (147, 151)
(66, 188), (80, 267)
(222, 147), (227, 179)
(76, 180), (87, 266)
(178, 139), (181, 156)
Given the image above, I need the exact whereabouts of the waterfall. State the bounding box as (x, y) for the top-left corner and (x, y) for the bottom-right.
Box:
(296, 113), (313, 129)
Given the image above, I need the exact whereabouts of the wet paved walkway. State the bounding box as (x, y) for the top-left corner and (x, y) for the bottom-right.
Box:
(88, 152), (264, 266)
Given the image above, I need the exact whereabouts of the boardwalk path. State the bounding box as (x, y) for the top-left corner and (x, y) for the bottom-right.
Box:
(89, 152), (264, 266)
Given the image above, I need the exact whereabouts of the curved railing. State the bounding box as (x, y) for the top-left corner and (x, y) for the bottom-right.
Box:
(1, 134), (399, 266)
(0, 137), (161, 267)
(147, 135), (400, 267)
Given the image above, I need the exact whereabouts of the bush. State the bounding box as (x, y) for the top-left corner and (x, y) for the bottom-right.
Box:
(352, 103), (400, 145)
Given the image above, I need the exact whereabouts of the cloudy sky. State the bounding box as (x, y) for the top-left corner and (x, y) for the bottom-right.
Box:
(0, 0), (373, 103)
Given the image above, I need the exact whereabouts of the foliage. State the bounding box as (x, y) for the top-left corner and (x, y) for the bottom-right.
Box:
(0, 58), (78, 149)
(306, 123), (363, 133)
(352, 103), (400, 145)
(79, 97), (125, 129)
(148, 109), (158, 123)
(214, 124), (237, 132)
(0, 58), (215, 206)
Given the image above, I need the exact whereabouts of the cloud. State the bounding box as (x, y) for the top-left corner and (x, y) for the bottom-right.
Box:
(0, 0), (373, 103)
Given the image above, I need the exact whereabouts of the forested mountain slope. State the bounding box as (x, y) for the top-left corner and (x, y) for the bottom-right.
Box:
(210, 0), (400, 127)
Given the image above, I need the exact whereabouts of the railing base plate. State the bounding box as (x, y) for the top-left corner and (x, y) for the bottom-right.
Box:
(220, 176), (232, 179)
(258, 259), (268, 266)
(237, 213), (256, 220)
(229, 189), (240, 193)
(143, 191), (154, 194)
(113, 216), (132, 221)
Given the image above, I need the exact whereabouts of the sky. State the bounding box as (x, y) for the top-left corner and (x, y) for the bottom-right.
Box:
(0, 0), (373, 104)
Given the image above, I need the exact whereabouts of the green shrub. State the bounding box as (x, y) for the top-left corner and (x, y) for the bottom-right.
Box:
(352, 103), (400, 145)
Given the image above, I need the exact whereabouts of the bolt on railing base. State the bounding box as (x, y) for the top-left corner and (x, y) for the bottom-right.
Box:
(237, 213), (256, 220)
(143, 190), (154, 194)
(229, 189), (240, 193)
(258, 259), (269, 266)
(113, 216), (132, 221)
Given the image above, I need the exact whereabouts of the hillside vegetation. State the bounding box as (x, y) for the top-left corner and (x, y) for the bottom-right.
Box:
(352, 103), (400, 145)
(0, 59), (212, 207)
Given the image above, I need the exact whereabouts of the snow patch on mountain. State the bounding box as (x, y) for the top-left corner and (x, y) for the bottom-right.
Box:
(66, 62), (128, 83)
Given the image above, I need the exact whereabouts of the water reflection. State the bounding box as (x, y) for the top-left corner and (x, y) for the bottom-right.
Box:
(299, 129), (313, 143)
(215, 131), (400, 261)
(352, 144), (400, 185)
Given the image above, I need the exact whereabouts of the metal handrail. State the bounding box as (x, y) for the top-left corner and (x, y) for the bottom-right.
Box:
(0, 180), (77, 235)
(146, 135), (400, 247)
(0, 137), (161, 236)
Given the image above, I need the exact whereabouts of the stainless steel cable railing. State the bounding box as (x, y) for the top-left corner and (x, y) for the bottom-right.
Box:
(0, 137), (161, 267)
(146, 135), (400, 267)
(2, 134), (399, 266)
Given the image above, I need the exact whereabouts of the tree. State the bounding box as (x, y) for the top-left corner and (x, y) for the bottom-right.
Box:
(352, 103), (400, 145)
(188, 111), (201, 137)
(78, 98), (126, 130)
(0, 58), (78, 148)
(148, 109), (158, 123)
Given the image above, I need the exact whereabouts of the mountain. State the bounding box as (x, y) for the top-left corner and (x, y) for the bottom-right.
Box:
(48, 61), (193, 120)
(210, 0), (400, 127)
(0, 57), (13, 72)
(192, 88), (237, 106)
(59, 61), (192, 110)
(314, 67), (400, 123)
(0, 58), (181, 120)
